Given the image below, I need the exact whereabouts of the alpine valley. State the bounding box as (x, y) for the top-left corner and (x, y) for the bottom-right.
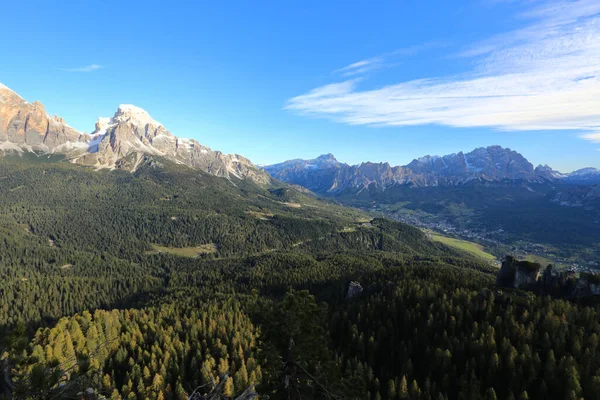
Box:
(2, 83), (600, 400)
(265, 148), (600, 268)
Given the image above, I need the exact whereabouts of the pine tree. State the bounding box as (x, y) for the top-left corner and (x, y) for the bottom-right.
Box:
(519, 391), (529, 400)
(102, 373), (112, 391)
(110, 389), (120, 400)
(387, 379), (397, 400)
(224, 376), (235, 397)
(484, 388), (497, 400)
(399, 376), (409, 399)
(409, 379), (421, 399)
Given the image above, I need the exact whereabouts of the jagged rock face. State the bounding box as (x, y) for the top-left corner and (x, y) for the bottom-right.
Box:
(265, 146), (551, 195)
(514, 264), (541, 289)
(404, 146), (537, 181)
(389, 146), (540, 183)
(0, 85), (87, 152)
(265, 154), (433, 194)
(0, 85), (269, 184)
(496, 256), (541, 290)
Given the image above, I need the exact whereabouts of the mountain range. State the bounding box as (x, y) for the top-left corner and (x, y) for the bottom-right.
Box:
(265, 147), (600, 194)
(3, 81), (598, 194)
(0, 83), (270, 184)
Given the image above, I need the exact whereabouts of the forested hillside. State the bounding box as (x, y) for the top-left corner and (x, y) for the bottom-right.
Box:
(0, 155), (599, 399)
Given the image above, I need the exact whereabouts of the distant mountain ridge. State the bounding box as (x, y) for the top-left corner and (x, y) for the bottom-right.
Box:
(562, 167), (600, 185)
(0, 83), (270, 184)
(265, 146), (542, 193)
(265, 146), (599, 194)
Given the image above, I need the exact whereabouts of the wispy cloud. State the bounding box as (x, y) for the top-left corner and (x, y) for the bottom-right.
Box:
(59, 64), (104, 72)
(335, 58), (383, 77)
(287, 0), (600, 142)
(334, 41), (448, 77)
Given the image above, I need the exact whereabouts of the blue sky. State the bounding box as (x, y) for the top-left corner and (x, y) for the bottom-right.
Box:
(1, 0), (598, 172)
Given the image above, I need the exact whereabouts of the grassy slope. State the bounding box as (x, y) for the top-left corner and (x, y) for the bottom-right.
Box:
(429, 232), (497, 262)
(147, 243), (217, 257)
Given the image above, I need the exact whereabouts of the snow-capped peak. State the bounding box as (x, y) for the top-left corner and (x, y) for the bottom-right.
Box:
(91, 104), (164, 138)
(570, 167), (600, 177)
(114, 104), (162, 127)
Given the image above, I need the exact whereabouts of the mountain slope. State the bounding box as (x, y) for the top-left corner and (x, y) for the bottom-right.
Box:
(0, 84), (269, 183)
(552, 184), (600, 208)
(0, 153), (369, 259)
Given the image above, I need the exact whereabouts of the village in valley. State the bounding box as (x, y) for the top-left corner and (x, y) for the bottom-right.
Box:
(381, 207), (600, 273)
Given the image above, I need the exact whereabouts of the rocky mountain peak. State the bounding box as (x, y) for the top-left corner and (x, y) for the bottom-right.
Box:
(0, 83), (270, 184)
(535, 164), (566, 180)
(317, 153), (337, 161)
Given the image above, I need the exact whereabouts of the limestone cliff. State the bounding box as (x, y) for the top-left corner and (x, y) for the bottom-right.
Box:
(496, 256), (541, 290)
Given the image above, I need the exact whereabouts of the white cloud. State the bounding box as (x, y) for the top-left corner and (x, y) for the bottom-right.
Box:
(59, 64), (104, 72)
(286, 0), (600, 143)
(582, 133), (600, 142)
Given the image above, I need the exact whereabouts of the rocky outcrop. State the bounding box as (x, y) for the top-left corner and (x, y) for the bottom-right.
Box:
(346, 281), (364, 300)
(0, 84), (270, 184)
(497, 256), (600, 299)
